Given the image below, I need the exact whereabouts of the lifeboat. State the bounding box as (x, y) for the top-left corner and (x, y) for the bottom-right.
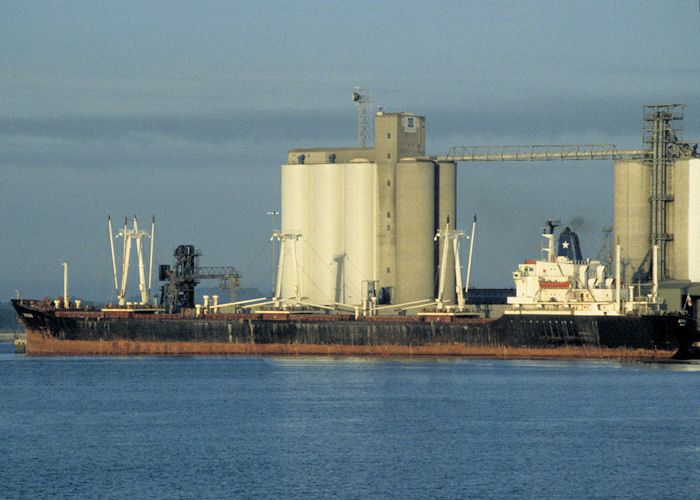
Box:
(538, 279), (570, 289)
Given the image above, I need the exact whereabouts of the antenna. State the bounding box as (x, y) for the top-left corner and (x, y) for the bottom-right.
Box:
(352, 87), (372, 148)
(544, 219), (561, 234)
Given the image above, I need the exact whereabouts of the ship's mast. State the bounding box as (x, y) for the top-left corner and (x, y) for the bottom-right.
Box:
(148, 216), (155, 298)
(272, 231), (302, 306)
(434, 216), (475, 312)
(542, 219), (560, 263)
(111, 216), (155, 306)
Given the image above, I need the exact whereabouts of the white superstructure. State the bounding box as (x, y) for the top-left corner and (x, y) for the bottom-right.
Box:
(506, 222), (662, 316)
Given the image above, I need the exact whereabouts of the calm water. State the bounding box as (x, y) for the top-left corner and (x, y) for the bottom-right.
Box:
(1, 343), (699, 499)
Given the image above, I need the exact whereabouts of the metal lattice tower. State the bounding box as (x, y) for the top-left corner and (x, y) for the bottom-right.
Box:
(643, 104), (685, 279)
(352, 87), (372, 149)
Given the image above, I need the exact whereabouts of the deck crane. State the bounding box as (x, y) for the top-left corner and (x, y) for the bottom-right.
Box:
(158, 244), (240, 313)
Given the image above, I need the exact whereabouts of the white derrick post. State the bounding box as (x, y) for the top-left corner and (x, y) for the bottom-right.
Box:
(272, 231), (303, 307)
(465, 214), (477, 298)
(134, 217), (148, 305)
(62, 262), (68, 309)
(108, 216), (118, 291)
(434, 219), (451, 310)
(273, 232), (285, 305)
(120, 236), (131, 305)
(148, 216), (155, 302)
(291, 236), (301, 303)
(119, 217), (129, 306)
(453, 237), (465, 311)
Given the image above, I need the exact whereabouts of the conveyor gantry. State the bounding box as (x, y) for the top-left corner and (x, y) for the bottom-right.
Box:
(432, 144), (644, 162)
(429, 105), (699, 279)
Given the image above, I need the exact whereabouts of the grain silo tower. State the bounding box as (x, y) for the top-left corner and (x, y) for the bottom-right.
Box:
(280, 110), (457, 307)
(614, 105), (700, 308)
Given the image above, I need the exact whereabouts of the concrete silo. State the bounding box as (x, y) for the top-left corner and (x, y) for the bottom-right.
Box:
(343, 160), (376, 304)
(613, 159), (651, 284)
(311, 163), (344, 303)
(280, 163), (313, 300)
(669, 158), (700, 282)
(395, 158), (435, 304)
(436, 161), (457, 303)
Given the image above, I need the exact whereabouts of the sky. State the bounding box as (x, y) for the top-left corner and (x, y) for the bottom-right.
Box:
(2, 1), (699, 303)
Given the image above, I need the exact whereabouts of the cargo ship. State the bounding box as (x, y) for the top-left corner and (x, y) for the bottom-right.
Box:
(11, 219), (698, 359)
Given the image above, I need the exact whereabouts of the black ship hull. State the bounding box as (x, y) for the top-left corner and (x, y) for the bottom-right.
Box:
(11, 299), (695, 359)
